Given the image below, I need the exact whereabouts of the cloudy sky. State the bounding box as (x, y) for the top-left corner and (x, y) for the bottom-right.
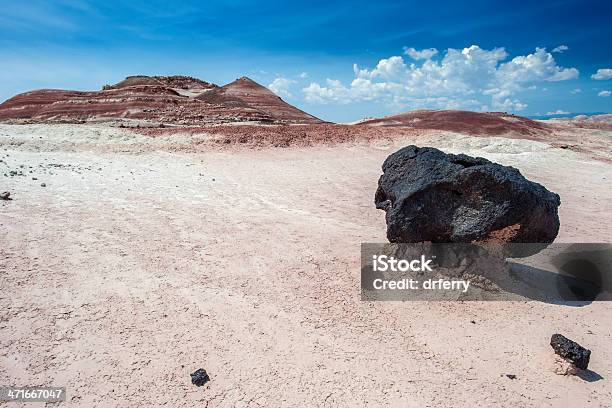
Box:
(1, 0), (611, 122)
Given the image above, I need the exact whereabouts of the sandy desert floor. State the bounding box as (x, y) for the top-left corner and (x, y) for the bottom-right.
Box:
(1, 124), (611, 407)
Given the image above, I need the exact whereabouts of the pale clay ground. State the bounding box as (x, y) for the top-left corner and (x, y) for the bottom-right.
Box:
(0, 124), (611, 407)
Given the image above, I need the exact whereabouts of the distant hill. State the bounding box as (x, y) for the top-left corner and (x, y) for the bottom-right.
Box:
(358, 110), (550, 136)
(528, 112), (608, 120)
(196, 77), (321, 124)
(0, 75), (322, 125)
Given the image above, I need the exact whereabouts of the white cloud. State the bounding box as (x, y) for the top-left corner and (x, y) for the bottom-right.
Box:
(570, 88), (582, 94)
(552, 45), (569, 53)
(591, 69), (612, 80)
(303, 80), (350, 104)
(298, 72), (308, 79)
(303, 45), (579, 112)
(546, 110), (569, 115)
(598, 90), (611, 97)
(403, 47), (439, 60)
(268, 77), (296, 98)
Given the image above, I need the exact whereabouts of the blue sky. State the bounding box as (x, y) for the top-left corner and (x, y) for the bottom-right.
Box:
(1, 0), (610, 122)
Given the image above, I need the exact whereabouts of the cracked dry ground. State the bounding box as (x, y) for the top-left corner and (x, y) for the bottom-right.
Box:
(1, 125), (611, 407)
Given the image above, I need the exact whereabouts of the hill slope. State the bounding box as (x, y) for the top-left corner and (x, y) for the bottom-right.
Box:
(0, 76), (322, 125)
(359, 110), (551, 136)
(196, 77), (322, 124)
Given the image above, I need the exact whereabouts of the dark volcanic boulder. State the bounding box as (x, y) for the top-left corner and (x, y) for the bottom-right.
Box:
(550, 333), (591, 370)
(375, 145), (560, 244)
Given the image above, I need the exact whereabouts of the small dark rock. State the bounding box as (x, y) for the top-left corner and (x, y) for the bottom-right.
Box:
(190, 368), (210, 386)
(505, 374), (517, 380)
(40, 183), (46, 187)
(550, 333), (591, 370)
(0, 191), (11, 200)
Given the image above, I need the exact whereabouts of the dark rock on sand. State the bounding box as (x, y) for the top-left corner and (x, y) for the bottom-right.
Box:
(190, 368), (210, 386)
(375, 145), (561, 244)
(550, 333), (591, 370)
(0, 191), (11, 200)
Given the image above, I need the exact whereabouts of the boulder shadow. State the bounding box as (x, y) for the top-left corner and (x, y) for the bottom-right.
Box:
(500, 262), (604, 306)
(577, 369), (604, 382)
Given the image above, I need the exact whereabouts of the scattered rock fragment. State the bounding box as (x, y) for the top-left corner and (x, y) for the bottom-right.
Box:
(375, 145), (561, 244)
(40, 183), (46, 187)
(190, 368), (210, 386)
(550, 333), (591, 370)
(505, 374), (517, 380)
(552, 356), (580, 376)
(0, 191), (11, 200)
